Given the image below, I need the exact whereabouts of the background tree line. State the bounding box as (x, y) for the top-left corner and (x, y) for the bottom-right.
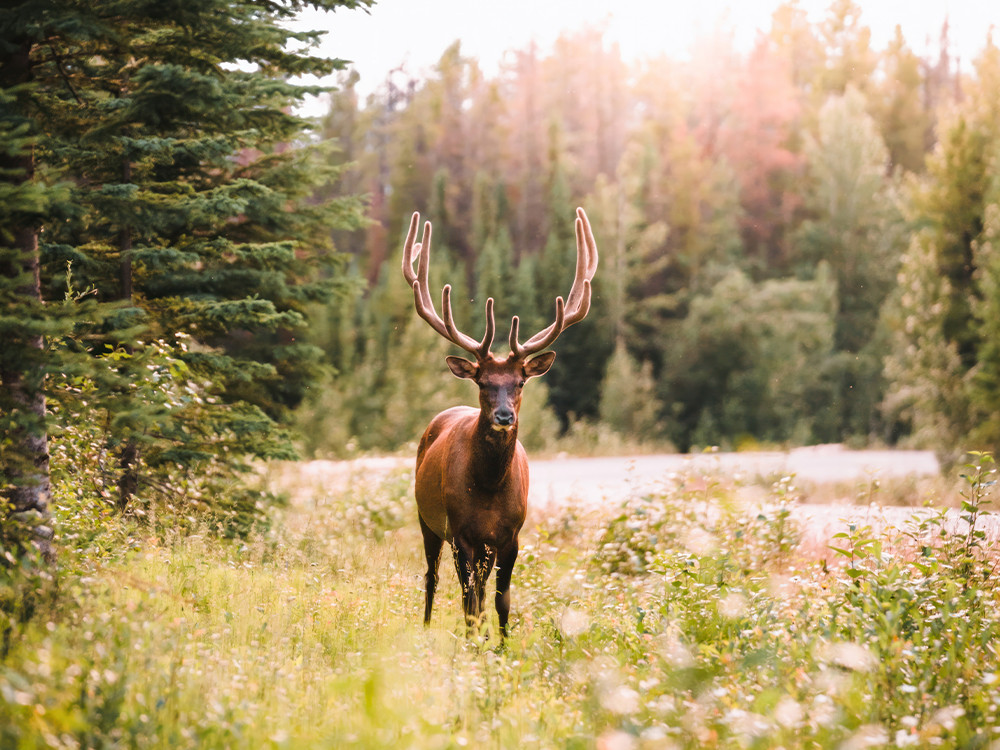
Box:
(305, 0), (1000, 464)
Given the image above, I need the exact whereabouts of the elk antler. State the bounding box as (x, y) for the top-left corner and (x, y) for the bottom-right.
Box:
(402, 212), (495, 359)
(509, 207), (599, 357)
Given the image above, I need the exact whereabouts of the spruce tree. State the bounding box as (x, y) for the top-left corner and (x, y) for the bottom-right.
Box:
(884, 40), (1000, 456)
(795, 87), (905, 438)
(2, 0), (371, 529)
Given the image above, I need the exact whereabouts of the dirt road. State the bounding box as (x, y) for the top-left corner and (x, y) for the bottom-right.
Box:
(300, 447), (959, 547)
(523, 447), (964, 551)
(302, 445), (940, 505)
(525, 445), (940, 509)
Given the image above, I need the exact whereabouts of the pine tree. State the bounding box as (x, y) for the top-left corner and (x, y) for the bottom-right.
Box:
(531, 137), (610, 427)
(813, 0), (876, 99)
(598, 341), (663, 442)
(0, 75), (55, 556)
(969, 197), (1000, 449)
(2, 0), (371, 527)
(874, 26), (929, 174)
(795, 87), (905, 437)
(884, 39), (1000, 456)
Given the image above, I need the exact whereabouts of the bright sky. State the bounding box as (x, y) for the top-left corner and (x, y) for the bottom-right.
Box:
(296, 0), (998, 112)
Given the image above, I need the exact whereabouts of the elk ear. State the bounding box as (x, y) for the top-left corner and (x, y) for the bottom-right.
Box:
(523, 351), (556, 379)
(446, 355), (478, 380)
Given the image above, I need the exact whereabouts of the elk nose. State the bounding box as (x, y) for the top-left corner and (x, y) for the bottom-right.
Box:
(493, 409), (515, 427)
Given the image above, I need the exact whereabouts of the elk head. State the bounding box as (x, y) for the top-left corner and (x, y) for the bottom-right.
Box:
(402, 207), (599, 432)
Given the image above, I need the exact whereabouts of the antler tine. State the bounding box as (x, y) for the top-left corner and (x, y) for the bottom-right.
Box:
(512, 296), (565, 356)
(442, 285), (490, 354)
(478, 297), (496, 357)
(402, 212), (421, 286)
(565, 206), (599, 317)
(403, 212), (492, 357)
(513, 207), (598, 356)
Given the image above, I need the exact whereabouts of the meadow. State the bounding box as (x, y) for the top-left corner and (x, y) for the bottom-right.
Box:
(2, 455), (999, 749)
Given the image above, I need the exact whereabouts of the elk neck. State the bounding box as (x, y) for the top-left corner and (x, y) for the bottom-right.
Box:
(470, 408), (519, 489)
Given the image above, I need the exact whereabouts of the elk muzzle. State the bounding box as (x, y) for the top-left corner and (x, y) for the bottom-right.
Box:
(491, 406), (516, 431)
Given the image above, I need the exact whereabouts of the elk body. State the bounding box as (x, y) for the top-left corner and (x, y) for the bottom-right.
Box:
(402, 207), (598, 636)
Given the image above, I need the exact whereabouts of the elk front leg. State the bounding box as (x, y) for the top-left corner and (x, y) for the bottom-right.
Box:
(495, 539), (518, 638)
(419, 515), (444, 626)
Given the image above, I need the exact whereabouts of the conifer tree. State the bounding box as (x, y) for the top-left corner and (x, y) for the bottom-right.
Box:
(1, 0), (371, 527)
(0, 2), (96, 555)
(795, 87), (905, 437)
(533, 135), (610, 426)
(874, 27), (929, 174)
(884, 41), (1000, 456)
(598, 341), (663, 442)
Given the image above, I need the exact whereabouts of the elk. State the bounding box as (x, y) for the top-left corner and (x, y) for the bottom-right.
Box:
(402, 207), (598, 636)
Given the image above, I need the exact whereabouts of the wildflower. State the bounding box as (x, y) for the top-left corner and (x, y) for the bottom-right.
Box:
(597, 729), (636, 750)
(718, 592), (748, 619)
(682, 527), (718, 556)
(774, 696), (803, 728)
(929, 705), (964, 732)
(559, 607), (590, 637)
(841, 724), (889, 750)
(822, 641), (875, 672)
(658, 633), (694, 668)
(601, 685), (641, 715)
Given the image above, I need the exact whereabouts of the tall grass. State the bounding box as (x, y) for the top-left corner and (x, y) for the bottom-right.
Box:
(2, 457), (999, 748)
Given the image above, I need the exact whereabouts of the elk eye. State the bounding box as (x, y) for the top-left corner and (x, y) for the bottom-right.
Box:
(517, 380), (526, 389)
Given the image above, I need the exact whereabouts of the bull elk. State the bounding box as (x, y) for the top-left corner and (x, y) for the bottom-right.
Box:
(402, 207), (598, 636)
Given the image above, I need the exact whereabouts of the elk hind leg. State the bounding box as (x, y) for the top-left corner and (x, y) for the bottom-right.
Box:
(454, 540), (495, 632)
(495, 539), (518, 638)
(419, 515), (444, 626)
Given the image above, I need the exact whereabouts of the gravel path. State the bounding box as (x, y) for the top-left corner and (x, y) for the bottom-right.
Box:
(292, 445), (1000, 568)
(523, 447), (981, 553)
(525, 446), (940, 509)
(298, 446), (979, 551)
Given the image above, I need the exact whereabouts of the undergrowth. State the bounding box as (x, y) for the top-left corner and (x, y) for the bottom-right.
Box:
(1, 455), (998, 748)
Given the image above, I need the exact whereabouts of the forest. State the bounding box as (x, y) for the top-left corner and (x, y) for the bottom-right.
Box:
(307, 2), (1000, 466)
(3, 0), (1000, 530)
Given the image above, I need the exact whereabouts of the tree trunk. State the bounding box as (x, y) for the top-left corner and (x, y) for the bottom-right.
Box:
(0, 38), (53, 558)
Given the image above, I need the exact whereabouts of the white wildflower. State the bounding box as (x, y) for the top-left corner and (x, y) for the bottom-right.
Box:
(774, 696), (803, 728)
(841, 724), (889, 750)
(601, 685), (641, 715)
(559, 607), (590, 637)
(596, 729), (636, 750)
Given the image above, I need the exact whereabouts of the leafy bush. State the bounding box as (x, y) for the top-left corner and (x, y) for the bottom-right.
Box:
(47, 338), (285, 540)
